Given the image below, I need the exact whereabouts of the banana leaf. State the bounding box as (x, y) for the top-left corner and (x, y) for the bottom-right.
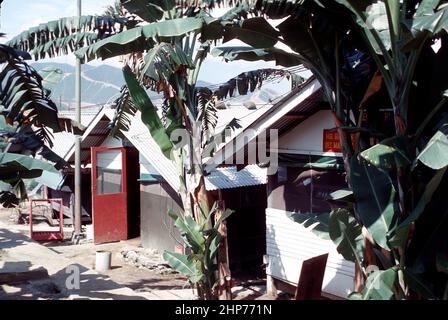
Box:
(416, 129), (448, 170)
(7, 15), (131, 58)
(350, 156), (398, 250)
(0, 59), (61, 145)
(360, 267), (397, 300)
(120, 0), (175, 22)
(329, 208), (364, 264)
(360, 136), (412, 170)
(75, 17), (206, 63)
(122, 66), (173, 158)
(0, 152), (60, 176)
(162, 251), (199, 277)
(288, 212), (331, 240)
(212, 46), (303, 67)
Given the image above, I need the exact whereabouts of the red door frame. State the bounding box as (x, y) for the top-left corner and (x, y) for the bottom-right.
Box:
(91, 147), (128, 244)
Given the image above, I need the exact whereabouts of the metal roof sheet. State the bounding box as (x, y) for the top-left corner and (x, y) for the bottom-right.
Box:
(50, 110), (100, 160)
(103, 109), (268, 192)
(50, 108), (107, 162)
(204, 77), (322, 172)
(205, 165), (267, 191)
(104, 108), (182, 192)
(40, 108), (107, 189)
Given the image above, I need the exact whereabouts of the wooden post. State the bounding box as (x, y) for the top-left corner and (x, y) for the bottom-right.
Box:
(215, 199), (232, 300)
(267, 274), (278, 298)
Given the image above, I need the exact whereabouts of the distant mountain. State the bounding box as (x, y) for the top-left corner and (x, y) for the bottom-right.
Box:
(82, 64), (125, 88)
(196, 80), (213, 87)
(32, 62), (124, 109)
(31, 62), (286, 110)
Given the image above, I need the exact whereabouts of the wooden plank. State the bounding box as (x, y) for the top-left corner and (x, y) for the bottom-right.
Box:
(294, 253), (328, 300)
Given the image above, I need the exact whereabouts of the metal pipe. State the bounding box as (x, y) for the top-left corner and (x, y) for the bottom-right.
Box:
(73, 0), (82, 239)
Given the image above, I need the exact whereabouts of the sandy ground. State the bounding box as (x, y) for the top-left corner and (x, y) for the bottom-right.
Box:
(0, 207), (276, 300)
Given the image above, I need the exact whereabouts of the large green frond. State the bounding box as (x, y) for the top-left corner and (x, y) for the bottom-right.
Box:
(0, 58), (61, 145)
(109, 86), (138, 139)
(74, 16), (206, 63)
(7, 15), (134, 60)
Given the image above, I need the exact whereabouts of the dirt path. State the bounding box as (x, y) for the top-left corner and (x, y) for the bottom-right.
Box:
(44, 239), (193, 294)
(0, 208), (273, 300)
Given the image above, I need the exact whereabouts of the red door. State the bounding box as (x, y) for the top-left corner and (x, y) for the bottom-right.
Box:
(91, 147), (127, 244)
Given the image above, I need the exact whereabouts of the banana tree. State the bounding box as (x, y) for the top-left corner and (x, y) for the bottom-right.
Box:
(0, 41), (80, 207)
(211, 0), (448, 299)
(7, 0), (299, 299)
(155, 0), (448, 299)
(163, 204), (233, 300)
(94, 1), (297, 299)
(156, 0), (448, 300)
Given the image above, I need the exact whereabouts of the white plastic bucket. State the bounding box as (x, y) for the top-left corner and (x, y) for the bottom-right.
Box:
(95, 251), (111, 272)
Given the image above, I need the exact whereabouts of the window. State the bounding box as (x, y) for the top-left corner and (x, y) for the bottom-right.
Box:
(95, 150), (123, 195)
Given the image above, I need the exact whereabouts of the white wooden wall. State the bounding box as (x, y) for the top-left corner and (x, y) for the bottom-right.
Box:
(266, 207), (355, 298)
(278, 110), (341, 156)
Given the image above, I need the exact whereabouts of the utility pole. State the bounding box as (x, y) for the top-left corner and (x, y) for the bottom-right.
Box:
(73, 0), (82, 243)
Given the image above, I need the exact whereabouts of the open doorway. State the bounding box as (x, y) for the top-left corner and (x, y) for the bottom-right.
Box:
(220, 185), (267, 284)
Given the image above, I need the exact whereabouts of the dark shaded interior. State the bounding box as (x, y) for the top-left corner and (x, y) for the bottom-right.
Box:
(221, 185), (267, 282)
(267, 166), (347, 213)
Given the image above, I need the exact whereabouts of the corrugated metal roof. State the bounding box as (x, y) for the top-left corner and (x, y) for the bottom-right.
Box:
(40, 108), (107, 189)
(266, 87), (323, 137)
(70, 117), (111, 163)
(55, 107), (110, 163)
(51, 110), (101, 160)
(103, 109), (268, 192)
(205, 165), (267, 191)
(205, 77), (322, 172)
(104, 108), (182, 192)
(58, 110), (101, 126)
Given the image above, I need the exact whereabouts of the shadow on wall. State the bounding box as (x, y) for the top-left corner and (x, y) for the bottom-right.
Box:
(265, 223), (287, 282)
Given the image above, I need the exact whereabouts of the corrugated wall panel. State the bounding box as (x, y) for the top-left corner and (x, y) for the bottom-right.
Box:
(266, 208), (355, 298)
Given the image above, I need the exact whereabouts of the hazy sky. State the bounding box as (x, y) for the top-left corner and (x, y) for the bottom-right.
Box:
(0, 0), (278, 84)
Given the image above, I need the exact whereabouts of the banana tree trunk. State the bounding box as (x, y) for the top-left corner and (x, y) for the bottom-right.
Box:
(215, 200), (232, 300)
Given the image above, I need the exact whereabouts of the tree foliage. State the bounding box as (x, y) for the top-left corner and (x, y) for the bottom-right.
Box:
(254, 0), (448, 300)
(1, 34), (75, 207)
